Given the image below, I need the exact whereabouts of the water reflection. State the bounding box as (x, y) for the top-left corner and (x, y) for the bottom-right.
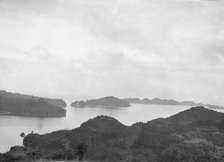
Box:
(37, 118), (44, 129)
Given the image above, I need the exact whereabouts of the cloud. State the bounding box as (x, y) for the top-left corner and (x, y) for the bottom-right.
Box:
(0, 0), (224, 104)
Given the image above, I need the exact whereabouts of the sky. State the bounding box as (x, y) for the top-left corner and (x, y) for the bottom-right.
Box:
(0, 0), (224, 105)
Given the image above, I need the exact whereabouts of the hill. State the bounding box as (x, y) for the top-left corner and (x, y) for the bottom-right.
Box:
(0, 90), (66, 117)
(1, 106), (224, 161)
(167, 106), (223, 124)
(71, 96), (130, 108)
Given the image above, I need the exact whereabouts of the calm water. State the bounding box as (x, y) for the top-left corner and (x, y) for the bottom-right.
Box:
(0, 101), (223, 153)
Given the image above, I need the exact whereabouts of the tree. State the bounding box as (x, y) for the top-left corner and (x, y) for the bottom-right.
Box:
(20, 132), (26, 138)
(0, 96), (2, 110)
(38, 98), (46, 103)
(218, 115), (224, 131)
(76, 143), (88, 161)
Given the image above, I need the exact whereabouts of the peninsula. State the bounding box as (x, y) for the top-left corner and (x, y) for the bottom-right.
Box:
(0, 90), (66, 117)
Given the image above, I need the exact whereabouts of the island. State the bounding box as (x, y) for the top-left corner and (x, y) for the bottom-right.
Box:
(0, 90), (66, 117)
(71, 96), (131, 108)
(123, 97), (224, 109)
(1, 106), (224, 161)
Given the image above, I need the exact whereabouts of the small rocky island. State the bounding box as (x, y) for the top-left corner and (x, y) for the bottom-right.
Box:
(0, 90), (67, 117)
(71, 96), (131, 108)
(1, 106), (224, 162)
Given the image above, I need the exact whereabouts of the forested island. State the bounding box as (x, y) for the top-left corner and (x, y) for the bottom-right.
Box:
(71, 96), (130, 108)
(123, 97), (224, 109)
(0, 90), (67, 117)
(1, 106), (224, 162)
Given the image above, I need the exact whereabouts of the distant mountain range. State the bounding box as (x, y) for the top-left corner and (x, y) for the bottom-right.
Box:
(0, 90), (67, 117)
(2, 106), (224, 161)
(123, 97), (224, 109)
(71, 96), (131, 108)
(71, 96), (224, 110)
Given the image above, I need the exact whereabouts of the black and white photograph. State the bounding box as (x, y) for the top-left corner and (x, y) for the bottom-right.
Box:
(0, 0), (224, 161)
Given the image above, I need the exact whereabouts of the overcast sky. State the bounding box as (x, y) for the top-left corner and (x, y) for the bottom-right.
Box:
(0, 0), (224, 104)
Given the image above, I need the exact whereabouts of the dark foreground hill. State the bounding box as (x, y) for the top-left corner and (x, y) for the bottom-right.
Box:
(0, 90), (66, 117)
(71, 96), (131, 108)
(1, 106), (224, 162)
